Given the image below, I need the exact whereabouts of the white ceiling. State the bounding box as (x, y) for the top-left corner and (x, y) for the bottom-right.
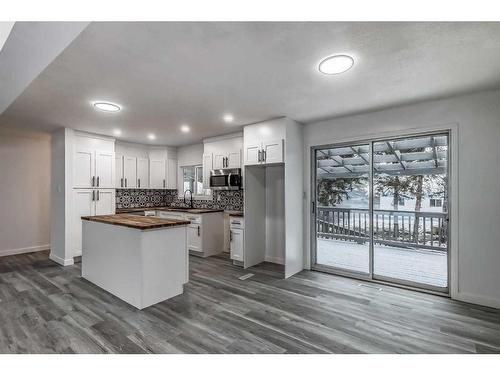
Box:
(1, 22), (500, 146)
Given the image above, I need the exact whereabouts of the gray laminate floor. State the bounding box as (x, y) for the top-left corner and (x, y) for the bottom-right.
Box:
(1, 250), (500, 353)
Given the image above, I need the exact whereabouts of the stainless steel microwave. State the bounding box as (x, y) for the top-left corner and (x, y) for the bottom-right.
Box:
(209, 168), (242, 190)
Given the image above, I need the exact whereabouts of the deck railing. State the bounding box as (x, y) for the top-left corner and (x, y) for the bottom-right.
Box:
(316, 206), (448, 251)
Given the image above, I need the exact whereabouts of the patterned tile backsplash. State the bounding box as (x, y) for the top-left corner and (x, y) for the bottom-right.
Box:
(170, 190), (244, 211)
(116, 189), (243, 211)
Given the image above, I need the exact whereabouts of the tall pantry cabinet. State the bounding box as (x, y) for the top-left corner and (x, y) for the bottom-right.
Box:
(72, 133), (116, 257)
(50, 129), (116, 266)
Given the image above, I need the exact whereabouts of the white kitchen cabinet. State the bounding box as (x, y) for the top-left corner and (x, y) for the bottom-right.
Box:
(156, 210), (224, 257)
(95, 151), (115, 188)
(202, 153), (213, 189)
(213, 150), (241, 169)
(166, 158), (177, 189)
(227, 150), (241, 168)
(123, 156), (137, 188)
(213, 153), (225, 169)
(74, 148), (115, 188)
(73, 188), (115, 256)
(74, 148), (94, 188)
(137, 158), (149, 189)
(115, 155), (124, 188)
(230, 228), (244, 261)
(244, 143), (261, 166)
(150, 159), (166, 189)
(243, 140), (283, 165)
(187, 224), (202, 253)
(95, 190), (115, 215)
(262, 139), (284, 164)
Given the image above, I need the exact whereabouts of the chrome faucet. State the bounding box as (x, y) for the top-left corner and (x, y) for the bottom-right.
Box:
(183, 189), (194, 208)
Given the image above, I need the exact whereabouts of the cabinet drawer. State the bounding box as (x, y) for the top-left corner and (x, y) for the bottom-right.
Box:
(229, 216), (244, 229)
(158, 211), (185, 220)
(185, 214), (201, 224)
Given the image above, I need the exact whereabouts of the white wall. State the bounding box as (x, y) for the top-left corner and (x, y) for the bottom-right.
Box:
(176, 143), (204, 193)
(177, 143), (203, 167)
(303, 88), (500, 308)
(0, 127), (51, 256)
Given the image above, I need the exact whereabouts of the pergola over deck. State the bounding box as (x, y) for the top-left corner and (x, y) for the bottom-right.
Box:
(316, 135), (448, 179)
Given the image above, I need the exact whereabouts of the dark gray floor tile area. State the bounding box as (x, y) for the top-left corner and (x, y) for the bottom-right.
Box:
(1, 250), (500, 353)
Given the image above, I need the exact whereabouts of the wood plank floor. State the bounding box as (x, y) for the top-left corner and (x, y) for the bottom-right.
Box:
(1, 250), (500, 353)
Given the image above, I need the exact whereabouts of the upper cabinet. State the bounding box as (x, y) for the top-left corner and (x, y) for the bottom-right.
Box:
(243, 120), (285, 166)
(244, 140), (284, 165)
(137, 158), (150, 189)
(114, 142), (176, 190)
(213, 150), (241, 169)
(150, 159), (166, 189)
(166, 158), (177, 189)
(115, 155), (150, 189)
(74, 142), (115, 189)
(123, 156), (137, 189)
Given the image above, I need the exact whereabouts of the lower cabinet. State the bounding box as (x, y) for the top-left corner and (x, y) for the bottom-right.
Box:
(187, 224), (202, 253)
(229, 216), (244, 262)
(73, 189), (115, 257)
(230, 228), (244, 261)
(157, 210), (224, 257)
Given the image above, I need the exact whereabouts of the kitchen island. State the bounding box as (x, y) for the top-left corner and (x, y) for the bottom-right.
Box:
(81, 214), (191, 309)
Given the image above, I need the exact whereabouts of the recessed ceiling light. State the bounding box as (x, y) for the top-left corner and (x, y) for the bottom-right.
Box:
(93, 101), (121, 112)
(223, 114), (234, 123)
(113, 129), (122, 136)
(147, 133), (156, 140)
(180, 124), (190, 133)
(318, 54), (354, 75)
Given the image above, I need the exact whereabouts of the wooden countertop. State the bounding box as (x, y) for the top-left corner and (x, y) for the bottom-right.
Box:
(82, 214), (191, 230)
(226, 211), (244, 217)
(115, 207), (224, 214)
(156, 208), (224, 214)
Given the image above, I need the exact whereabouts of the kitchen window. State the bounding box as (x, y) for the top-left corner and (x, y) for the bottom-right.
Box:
(181, 165), (211, 197)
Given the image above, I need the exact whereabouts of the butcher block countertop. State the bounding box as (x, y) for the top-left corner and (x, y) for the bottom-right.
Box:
(115, 207), (224, 214)
(156, 208), (224, 214)
(81, 214), (191, 230)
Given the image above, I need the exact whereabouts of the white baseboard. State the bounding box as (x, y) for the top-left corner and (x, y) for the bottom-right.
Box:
(454, 291), (500, 310)
(0, 244), (50, 257)
(265, 255), (284, 265)
(49, 252), (74, 266)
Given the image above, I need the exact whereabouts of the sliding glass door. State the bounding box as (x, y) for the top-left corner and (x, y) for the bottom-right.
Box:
(313, 144), (371, 276)
(312, 132), (450, 293)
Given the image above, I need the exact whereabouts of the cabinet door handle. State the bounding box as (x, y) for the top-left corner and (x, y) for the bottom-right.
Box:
(197, 226), (200, 236)
(230, 230), (233, 241)
(138, 178), (140, 188)
(121, 178), (123, 188)
(163, 179), (166, 188)
(97, 190), (100, 201)
(97, 176), (100, 187)
(92, 190), (95, 201)
(257, 150), (261, 162)
(262, 149), (266, 162)
(92, 176), (95, 187)
(125, 178), (127, 187)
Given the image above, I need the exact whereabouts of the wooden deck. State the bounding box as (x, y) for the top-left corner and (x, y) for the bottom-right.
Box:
(317, 238), (448, 287)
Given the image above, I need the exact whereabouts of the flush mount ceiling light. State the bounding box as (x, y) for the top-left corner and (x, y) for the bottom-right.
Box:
(92, 101), (121, 112)
(180, 124), (190, 133)
(147, 133), (156, 140)
(113, 129), (122, 136)
(223, 114), (234, 123)
(318, 54), (354, 75)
